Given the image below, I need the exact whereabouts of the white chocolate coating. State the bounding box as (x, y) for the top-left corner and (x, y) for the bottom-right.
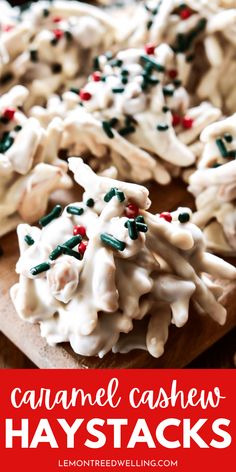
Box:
(31, 44), (220, 185)
(0, 1), (116, 105)
(189, 113), (236, 254)
(0, 85), (71, 236)
(116, 0), (236, 114)
(11, 158), (236, 358)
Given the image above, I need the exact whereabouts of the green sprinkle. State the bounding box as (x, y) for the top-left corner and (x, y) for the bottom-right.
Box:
(141, 80), (149, 91)
(109, 117), (119, 127)
(93, 56), (100, 70)
(49, 245), (63, 261)
(178, 212), (190, 223)
(66, 206), (84, 216)
(157, 124), (169, 131)
(163, 86), (174, 97)
(212, 163), (222, 168)
(224, 133), (233, 143)
(24, 235), (34, 246)
(136, 222), (148, 232)
(135, 215), (145, 223)
(39, 204), (62, 227)
(162, 106), (170, 113)
(176, 33), (187, 53)
(104, 188), (116, 202)
(110, 59), (123, 67)
(59, 245), (82, 260)
(147, 76), (160, 85)
(141, 55), (165, 73)
(43, 8), (50, 17)
(197, 18), (207, 32)
(119, 126), (136, 136)
(121, 69), (129, 76)
(215, 138), (228, 158)
(14, 125), (22, 132)
(64, 235), (82, 249)
(147, 19), (153, 30)
(112, 87), (125, 93)
(102, 121), (114, 139)
(127, 219), (138, 240)
(173, 79), (182, 88)
(64, 30), (73, 41)
(30, 262), (50, 276)
(115, 189), (125, 202)
(29, 49), (38, 62)
(104, 188), (125, 203)
(121, 77), (128, 85)
(70, 87), (80, 94)
(0, 136), (14, 153)
(144, 63), (153, 74)
(51, 37), (58, 46)
(86, 198), (95, 207)
(125, 115), (136, 126)
(100, 233), (126, 251)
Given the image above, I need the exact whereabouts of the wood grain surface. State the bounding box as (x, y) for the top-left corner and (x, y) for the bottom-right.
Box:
(0, 180), (236, 369)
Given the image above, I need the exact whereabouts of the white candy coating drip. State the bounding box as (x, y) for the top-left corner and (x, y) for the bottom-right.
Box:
(11, 158), (236, 358)
(0, 85), (71, 236)
(189, 113), (236, 254)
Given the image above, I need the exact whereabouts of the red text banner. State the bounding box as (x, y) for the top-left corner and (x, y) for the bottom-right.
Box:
(0, 369), (235, 472)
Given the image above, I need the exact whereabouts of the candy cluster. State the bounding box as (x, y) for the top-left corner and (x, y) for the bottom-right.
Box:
(0, 0), (115, 106)
(31, 44), (220, 185)
(11, 159), (236, 358)
(189, 113), (236, 254)
(0, 85), (71, 236)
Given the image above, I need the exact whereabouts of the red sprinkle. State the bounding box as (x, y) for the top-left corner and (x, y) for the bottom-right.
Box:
(92, 71), (102, 82)
(3, 25), (14, 32)
(180, 8), (192, 20)
(159, 212), (172, 223)
(3, 108), (16, 121)
(53, 29), (64, 39)
(53, 16), (63, 23)
(182, 116), (194, 129)
(172, 113), (181, 127)
(144, 43), (156, 55)
(73, 225), (86, 237)
(168, 69), (178, 79)
(79, 89), (92, 101)
(78, 241), (88, 255)
(125, 204), (139, 218)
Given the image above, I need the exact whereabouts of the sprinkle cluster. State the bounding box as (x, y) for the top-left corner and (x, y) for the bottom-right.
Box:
(77, 44), (196, 141)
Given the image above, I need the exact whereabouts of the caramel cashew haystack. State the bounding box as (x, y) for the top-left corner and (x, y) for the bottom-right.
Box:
(0, 0), (116, 107)
(116, 0), (236, 113)
(11, 158), (236, 359)
(40, 44), (219, 185)
(189, 113), (236, 255)
(0, 85), (71, 237)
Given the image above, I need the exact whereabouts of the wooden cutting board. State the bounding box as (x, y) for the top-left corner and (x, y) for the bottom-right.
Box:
(0, 180), (236, 368)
